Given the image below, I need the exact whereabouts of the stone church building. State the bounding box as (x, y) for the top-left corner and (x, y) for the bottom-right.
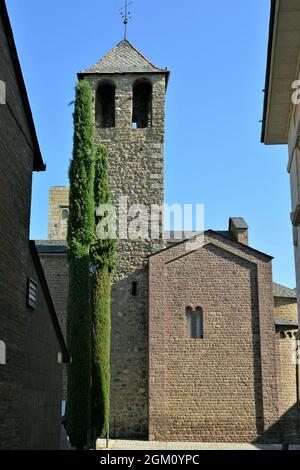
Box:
(37, 40), (299, 443)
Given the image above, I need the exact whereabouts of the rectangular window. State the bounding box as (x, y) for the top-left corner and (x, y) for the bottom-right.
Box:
(27, 278), (38, 309)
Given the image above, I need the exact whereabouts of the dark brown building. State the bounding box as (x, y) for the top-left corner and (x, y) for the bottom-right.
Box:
(0, 0), (68, 450)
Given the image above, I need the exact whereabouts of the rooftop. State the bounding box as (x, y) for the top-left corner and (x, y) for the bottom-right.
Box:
(79, 39), (169, 77)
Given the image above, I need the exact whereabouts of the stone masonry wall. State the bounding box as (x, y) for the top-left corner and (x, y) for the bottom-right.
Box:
(38, 250), (69, 400)
(274, 297), (298, 438)
(149, 232), (279, 443)
(274, 297), (298, 323)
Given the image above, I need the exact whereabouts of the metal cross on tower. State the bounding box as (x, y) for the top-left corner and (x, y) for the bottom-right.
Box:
(120, 0), (133, 40)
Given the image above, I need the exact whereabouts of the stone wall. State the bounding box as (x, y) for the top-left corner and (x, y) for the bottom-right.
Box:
(81, 72), (167, 437)
(148, 231), (280, 443)
(21, 247), (64, 450)
(274, 297), (298, 323)
(37, 247), (69, 400)
(48, 187), (70, 240)
(0, 8), (35, 448)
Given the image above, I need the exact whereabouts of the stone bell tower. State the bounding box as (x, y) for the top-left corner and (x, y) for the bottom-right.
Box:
(78, 40), (169, 438)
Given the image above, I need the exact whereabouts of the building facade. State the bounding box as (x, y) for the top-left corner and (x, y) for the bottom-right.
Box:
(0, 0), (68, 449)
(37, 37), (299, 442)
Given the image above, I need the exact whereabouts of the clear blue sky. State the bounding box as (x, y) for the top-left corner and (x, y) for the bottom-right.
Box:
(6, 0), (295, 287)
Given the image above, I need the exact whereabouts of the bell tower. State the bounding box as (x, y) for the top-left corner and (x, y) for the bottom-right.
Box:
(78, 40), (169, 438)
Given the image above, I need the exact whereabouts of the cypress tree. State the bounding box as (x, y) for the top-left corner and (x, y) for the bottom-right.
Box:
(67, 80), (95, 449)
(90, 145), (116, 439)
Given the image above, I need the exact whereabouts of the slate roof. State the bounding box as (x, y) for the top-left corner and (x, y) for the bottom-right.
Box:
(148, 229), (273, 261)
(79, 39), (169, 76)
(29, 241), (70, 363)
(35, 240), (67, 254)
(273, 282), (297, 299)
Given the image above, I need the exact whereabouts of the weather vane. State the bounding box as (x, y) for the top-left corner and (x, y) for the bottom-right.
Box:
(120, 0), (133, 40)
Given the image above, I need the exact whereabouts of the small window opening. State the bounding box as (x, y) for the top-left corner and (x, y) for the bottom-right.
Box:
(62, 209), (69, 221)
(96, 83), (116, 128)
(132, 282), (138, 296)
(186, 307), (203, 339)
(132, 81), (152, 128)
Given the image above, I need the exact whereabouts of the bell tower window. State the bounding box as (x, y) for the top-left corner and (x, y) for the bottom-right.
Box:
(132, 81), (152, 128)
(96, 83), (116, 128)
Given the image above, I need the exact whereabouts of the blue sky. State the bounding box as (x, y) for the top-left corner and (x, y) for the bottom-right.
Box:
(6, 0), (295, 287)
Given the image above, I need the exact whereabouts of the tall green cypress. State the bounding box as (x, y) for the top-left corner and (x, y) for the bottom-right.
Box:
(90, 145), (116, 439)
(67, 80), (95, 449)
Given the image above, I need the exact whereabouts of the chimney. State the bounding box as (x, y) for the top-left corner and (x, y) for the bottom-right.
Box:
(229, 218), (249, 246)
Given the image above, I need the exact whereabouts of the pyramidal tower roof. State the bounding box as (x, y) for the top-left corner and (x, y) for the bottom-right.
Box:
(79, 39), (169, 76)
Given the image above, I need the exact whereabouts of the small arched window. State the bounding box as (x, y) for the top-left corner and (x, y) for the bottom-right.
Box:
(62, 209), (69, 221)
(132, 81), (152, 129)
(0, 340), (6, 365)
(186, 307), (203, 339)
(96, 83), (116, 128)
